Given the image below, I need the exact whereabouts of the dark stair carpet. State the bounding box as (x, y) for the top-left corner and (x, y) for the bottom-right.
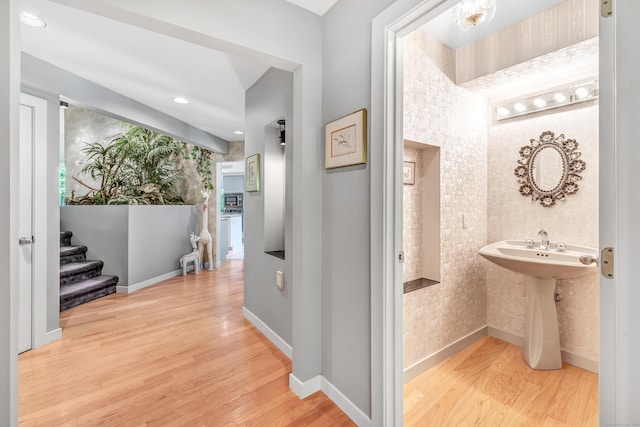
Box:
(59, 231), (118, 311)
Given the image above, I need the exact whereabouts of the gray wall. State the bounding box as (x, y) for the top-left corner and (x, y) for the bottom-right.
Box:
(322, 0), (397, 417)
(244, 68), (294, 345)
(0, 0), (19, 422)
(61, 206), (197, 288)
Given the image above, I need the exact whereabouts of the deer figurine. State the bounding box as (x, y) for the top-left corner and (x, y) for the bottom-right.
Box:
(198, 189), (214, 270)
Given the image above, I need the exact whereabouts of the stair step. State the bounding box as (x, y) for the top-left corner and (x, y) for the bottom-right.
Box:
(60, 260), (104, 286)
(60, 231), (73, 247)
(60, 245), (88, 265)
(60, 275), (118, 311)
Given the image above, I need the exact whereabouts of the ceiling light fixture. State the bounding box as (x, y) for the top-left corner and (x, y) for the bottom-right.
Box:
(173, 97), (189, 104)
(20, 12), (47, 28)
(234, 130), (244, 135)
(451, 0), (497, 31)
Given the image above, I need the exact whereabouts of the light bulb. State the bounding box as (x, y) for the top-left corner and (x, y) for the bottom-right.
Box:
(575, 87), (589, 99)
(514, 103), (527, 113)
(554, 93), (567, 103)
(533, 98), (546, 108)
(497, 107), (510, 117)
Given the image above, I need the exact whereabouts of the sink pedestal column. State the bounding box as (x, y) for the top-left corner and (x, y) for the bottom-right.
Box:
(522, 277), (562, 370)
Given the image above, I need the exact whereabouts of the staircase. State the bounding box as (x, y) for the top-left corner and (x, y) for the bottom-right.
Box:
(60, 231), (119, 311)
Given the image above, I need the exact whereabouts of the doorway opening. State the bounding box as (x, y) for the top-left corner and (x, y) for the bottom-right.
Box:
(385, 0), (600, 423)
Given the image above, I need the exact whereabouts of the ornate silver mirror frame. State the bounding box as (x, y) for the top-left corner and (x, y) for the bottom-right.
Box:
(514, 131), (586, 207)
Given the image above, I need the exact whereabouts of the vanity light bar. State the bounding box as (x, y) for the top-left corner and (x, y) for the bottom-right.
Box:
(495, 79), (598, 121)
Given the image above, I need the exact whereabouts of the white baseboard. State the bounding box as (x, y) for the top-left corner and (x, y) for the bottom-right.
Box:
(320, 377), (372, 427)
(487, 326), (523, 347)
(33, 327), (62, 348)
(289, 373), (321, 398)
(403, 326), (488, 383)
(287, 374), (372, 426)
(488, 326), (599, 373)
(116, 269), (182, 294)
(46, 327), (63, 343)
(242, 307), (293, 359)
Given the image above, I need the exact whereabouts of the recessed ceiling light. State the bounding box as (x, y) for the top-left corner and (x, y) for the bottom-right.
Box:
(173, 97), (189, 104)
(233, 130), (244, 135)
(20, 12), (47, 28)
(533, 98), (546, 108)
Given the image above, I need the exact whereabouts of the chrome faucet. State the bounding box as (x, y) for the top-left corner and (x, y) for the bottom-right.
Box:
(538, 229), (549, 250)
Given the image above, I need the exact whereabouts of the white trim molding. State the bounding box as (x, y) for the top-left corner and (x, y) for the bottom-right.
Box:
(288, 374), (373, 427)
(320, 377), (372, 427)
(404, 326), (488, 383)
(242, 307), (293, 359)
(289, 373), (321, 398)
(116, 269), (181, 294)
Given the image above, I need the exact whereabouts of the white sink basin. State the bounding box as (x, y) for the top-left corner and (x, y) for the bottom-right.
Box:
(479, 239), (598, 370)
(479, 240), (598, 279)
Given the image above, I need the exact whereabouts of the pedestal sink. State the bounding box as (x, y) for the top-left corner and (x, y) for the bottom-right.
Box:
(479, 240), (598, 370)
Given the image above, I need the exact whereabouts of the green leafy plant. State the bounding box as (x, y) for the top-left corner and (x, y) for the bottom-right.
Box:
(69, 124), (198, 205)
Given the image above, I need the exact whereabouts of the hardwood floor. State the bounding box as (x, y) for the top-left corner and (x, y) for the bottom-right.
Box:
(404, 336), (599, 426)
(18, 261), (354, 426)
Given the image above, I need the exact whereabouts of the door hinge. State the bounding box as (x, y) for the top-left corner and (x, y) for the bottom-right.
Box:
(601, 0), (612, 18)
(601, 247), (614, 279)
(398, 251), (404, 263)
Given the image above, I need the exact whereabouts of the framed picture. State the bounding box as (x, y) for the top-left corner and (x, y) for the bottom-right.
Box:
(325, 108), (367, 169)
(403, 161), (415, 185)
(245, 153), (260, 192)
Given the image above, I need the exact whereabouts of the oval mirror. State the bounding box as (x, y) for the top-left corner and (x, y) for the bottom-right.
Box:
(515, 131), (585, 207)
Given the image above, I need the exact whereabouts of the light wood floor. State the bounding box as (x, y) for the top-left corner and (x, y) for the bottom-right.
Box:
(404, 336), (599, 426)
(18, 260), (354, 426)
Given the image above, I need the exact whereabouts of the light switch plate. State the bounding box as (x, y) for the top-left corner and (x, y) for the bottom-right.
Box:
(276, 271), (284, 290)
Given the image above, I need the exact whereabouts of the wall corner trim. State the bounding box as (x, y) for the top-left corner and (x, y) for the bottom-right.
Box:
(116, 269), (182, 294)
(242, 306), (293, 359)
(289, 373), (321, 398)
(34, 328), (62, 348)
(288, 374), (372, 426)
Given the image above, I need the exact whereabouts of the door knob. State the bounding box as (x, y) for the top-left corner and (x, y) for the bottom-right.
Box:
(18, 236), (33, 245)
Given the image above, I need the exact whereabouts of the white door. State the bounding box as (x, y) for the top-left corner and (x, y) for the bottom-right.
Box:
(18, 98), (35, 354)
(599, 1), (640, 423)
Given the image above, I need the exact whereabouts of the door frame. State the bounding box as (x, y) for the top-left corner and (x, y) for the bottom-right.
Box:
(372, 0), (638, 425)
(19, 92), (51, 349)
(371, 1), (456, 424)
(598, 1), (640, 423)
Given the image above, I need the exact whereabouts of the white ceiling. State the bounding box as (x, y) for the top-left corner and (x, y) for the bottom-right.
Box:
(19, 0), (339, 144)
(420, 0), (566, 49)
(285, 0), (339, 16)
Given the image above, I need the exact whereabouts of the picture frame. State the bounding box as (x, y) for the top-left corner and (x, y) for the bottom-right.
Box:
(324, 108), (367, 169)
(245, 153), (260, 192)
(403, 161), (415, 185)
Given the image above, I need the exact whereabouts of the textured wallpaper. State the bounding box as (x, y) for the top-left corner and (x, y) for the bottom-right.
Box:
(402, 26), (599, 368)
(402, 31), (488, 368)
(487, 105), (599, 362)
